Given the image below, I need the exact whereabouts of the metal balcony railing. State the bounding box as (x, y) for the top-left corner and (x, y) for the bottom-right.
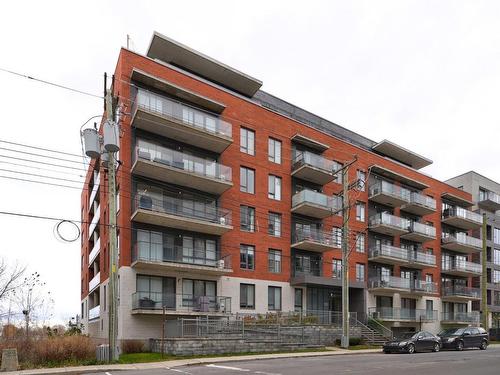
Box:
(480, 191), (500, 205)
(132, 241), (231, 269)
(368, 307), (437, 321)
(292, 151), (335, 174)
(132, 292), (231, 313)
(369, 244), (408, 261)
(89, 237), (100, 265)
(292, 260), (322, 277)
(292, 190), (335, 210)
(134, 89), (232, 138)
(412, 280), (438, 294)
(293, 228), (339, 247)
(442, 285), (481, 299)
(369, 212), (410, 230)
(369, 180), (410, 202)
(410, 251), (436, 266)
(135, 140), (232, 182)
(409, 221), (436, 237)
(369, 276), (411, 290)
(88, 204), (100, 237)
(88, 305), (100, 321)
(442, 260), (482, 274)
(89, 272), (100, 292)
(408, 192), (436, 210)
(441, 311), (480, 323)
(134, 193), (232, 226)
(442, 233), (482, 248)
(442, 206), (482, 225)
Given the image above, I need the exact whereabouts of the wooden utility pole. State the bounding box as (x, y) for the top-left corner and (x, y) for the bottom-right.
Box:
(341, 165), (350, 349)
(482, 213), (488, 329)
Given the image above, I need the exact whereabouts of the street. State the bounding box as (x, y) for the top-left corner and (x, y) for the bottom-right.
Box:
(90, 347), (500, 375)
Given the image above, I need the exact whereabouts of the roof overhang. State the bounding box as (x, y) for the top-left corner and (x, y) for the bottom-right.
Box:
(147, 32), (263, 98)
(369, 165), (429, 190)
(441, 192), (473, 207)
(372, 139), (433, 170)
(131, 68), (226, 113)
(291, 134), (330, 153)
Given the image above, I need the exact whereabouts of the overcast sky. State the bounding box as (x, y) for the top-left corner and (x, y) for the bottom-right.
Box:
(1, 0), (499, 324)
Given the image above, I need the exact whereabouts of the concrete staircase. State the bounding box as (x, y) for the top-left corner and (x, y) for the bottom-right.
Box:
(359, 325), (387, 346)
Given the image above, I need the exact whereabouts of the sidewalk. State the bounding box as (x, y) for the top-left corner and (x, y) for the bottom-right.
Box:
(5, 348), (383, 375)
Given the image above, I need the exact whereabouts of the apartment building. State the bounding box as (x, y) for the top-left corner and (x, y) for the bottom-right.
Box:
(80, 32), (479, 342)
(446, 171), (500, 328)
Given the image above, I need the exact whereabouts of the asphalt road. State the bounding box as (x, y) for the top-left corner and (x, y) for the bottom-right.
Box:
(90, 347), (500, 375)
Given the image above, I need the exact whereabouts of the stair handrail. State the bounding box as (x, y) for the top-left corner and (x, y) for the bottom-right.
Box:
(366, 317), (392, 340)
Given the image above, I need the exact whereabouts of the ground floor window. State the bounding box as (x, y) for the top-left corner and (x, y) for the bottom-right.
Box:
(268, 286), (282, 311)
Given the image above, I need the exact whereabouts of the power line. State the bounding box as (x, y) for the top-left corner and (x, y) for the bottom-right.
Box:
(0, 160), (85, 178)
(0, 168), (84, 184)
(0, 67), (103, 99)
(0, 154), (86, 172)
(0, 139), (83, 158)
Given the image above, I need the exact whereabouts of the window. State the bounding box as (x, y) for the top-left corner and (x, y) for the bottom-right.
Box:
(240, 127), (255, 155)
(332, 227), (342, 247)
(332, 259), (342, 279)
(268, 138), (281, 164)
(294, 289), (303, 311)
(268, 212), (282, 237)
(268, 286), (282, 311)
(494, 249), (500, 265)
(356, 202), (365, 222)
(426, 274), (433, 283)
(356, 233), (365, 253)
(333, 195), (342, 216)
(494, 228), (500, 245)
(332, 161), (343, 184)
(357, 170), (366, 191)
(240, 206), (255, 232)
(116, 188), (120, 212)
(103, 285), (107, 311)
(268, 249), (282, 273)
(356, 263), (365, 281)
(240, 167), (255, 194)
(240, 284), (255, 309)
(268, 175), (282, 200)
(240, 244), (255, 270)
(494, 270), (500, 284)
(479, 188), (487, 201)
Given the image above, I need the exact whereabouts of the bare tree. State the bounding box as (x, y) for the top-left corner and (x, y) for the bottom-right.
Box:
(0, 258), (26, 319)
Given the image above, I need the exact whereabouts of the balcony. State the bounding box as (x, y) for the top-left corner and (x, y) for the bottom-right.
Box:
(131, 292), (231, 315)
(132, 142), (232, 195)
(442, 207), (482, 230)
(441, 311), (480, 325)
(291, 190), (336, 219)
(88, 204), (100, 239)
(89, 173), (100, 208)
(441, 233), (482, 254)
(291, 228), (339, 253)
(368, 307), (437, 322)
(368, 213), (410, 236)
(88, 305), (100, 321)
(442, 286), (481, 302)
(131, 243), (232, 276)
(89, 237), (100, 265)
(478, 191), (500, 212)
(411, 280), (438, 296)
(132, 193), (232, 236)
(132, 89), (232, 153)
(368, 180), (410, 207)
(441, 260), (482, 277)
(409, 251), (437, 269)
(401, 192), (436, 216)
(291, 151), (335, 185)
(368, 244), (410, 266)
(368, 276), (411, 293)
(400, 221), (436, 242)
(89, 272), (100, 293)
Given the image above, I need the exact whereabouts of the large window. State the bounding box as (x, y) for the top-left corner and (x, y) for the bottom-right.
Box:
(332, 227), (342, 247)
(240, 205), (255, 232)
(268, 286), (282, 311)
(494, 270), (500, 284)
(240, 167), (255, 194)
(356, 233), (365, 253)
(268, 212), (282, 237)
(357, 170), (366, 191)
(356, 202), (366, 222)
(268, 138), (281, 164)
(494, 228), (500, 245)
(268, 175), (282, 200)
(268, 249), (282, 273)
(294, 289), (303, 311)
(332, 259), (342, 279)
(494, 249), (500, 265)
(240, 284), (255, 309)
(356, 263), (365, 281)
(240, 127), (255, 155)
(332, 161), (343, 184)
(240, 244), (255, 270)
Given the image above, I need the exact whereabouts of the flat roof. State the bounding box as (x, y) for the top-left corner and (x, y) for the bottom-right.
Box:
(147, 32), (263, 98)
(372, 139), (433, 170)
(441, 192), (473, 207)
(369, 165), (429, 190)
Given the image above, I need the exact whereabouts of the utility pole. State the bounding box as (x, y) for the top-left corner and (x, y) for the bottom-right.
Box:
(341, 165), (350, 349)
(106, 89), (119, 361)
(481, 213), (488, 329)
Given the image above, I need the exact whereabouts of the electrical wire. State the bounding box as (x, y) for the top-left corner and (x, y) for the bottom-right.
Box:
(0, 139), (83, 158)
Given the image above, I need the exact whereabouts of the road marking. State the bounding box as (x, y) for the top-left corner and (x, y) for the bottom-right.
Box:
(165, 367), (193, 374)
(206, 364), (251, 371)
(254, 371), (282, 375)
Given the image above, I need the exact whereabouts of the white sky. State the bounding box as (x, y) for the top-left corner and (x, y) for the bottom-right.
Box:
(0, 0), (499, 323)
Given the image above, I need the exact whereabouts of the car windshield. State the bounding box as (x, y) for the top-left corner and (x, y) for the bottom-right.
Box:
(397, 332), (418, 340)
(439, 328), (465, 336)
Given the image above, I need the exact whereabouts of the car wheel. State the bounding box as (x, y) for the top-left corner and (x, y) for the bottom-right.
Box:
(407, 344), (415, 354)
(456, 341), (464, 351)
(480, 341), (488, 350)
(433, 343), (440, 352)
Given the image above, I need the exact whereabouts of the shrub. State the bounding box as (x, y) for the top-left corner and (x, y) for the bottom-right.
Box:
(121, 339), (145, 354)
(335, 337), (363, 346)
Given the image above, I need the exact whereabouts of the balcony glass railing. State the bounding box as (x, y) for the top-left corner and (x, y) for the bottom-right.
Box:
(409, 221), (436, 238)
(412, 280), (438, 294)
(411, 251), (436, 266)
(134, 89), (232, 138)
(442, 259), (482, 274)
(134, 193), (232, 226)
(89, 237), (100, 264)
(369, 212), (410, 230)
(88, 204), (100, 237)
(292, 190), (335, 211)
(442, 285), (481, 299)
(408, 192), (436, 210)
(135, 140), (232, 182)
(292, 151), (334, 174)
(89, 272), (100, 292)
(132, 241), (231, 269)
(369, 180), (410, 202)
(480, 191), (500, 204)
(369, 307), (437, 321)
(442, 311), (480, 323)
(292, 260), (322, 277)
(442, 233), (482, 248)
(293, 228), (339, 247)
(442, 206), (482, 224)
(369, 244), (408, 261)
(89, 172), (100, 205)
(369, 276), (411, 290)
(132, 292), (231, 313)
(88, 305), (100, 321)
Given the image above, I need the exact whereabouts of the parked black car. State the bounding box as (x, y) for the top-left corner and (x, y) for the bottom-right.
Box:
(438, 327), (488, 351)
(383, 331), (441, 354)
